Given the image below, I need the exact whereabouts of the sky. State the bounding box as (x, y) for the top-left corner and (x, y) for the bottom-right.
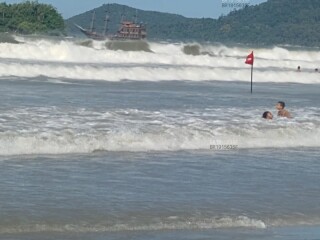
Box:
(3, 0), (268, 19)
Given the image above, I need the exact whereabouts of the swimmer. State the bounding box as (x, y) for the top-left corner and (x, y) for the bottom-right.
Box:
(262, 111), (273, 120)
(276, 101), (292, 118)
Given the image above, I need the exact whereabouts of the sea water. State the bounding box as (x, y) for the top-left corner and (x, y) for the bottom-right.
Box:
(0, 36), (319, 239)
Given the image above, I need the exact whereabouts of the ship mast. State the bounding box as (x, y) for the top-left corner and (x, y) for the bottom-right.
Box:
(89, 10), (96, 32)
(103, 5), (110, 36)
(121, 6), (126, 23)
(134, 9), (138, 24)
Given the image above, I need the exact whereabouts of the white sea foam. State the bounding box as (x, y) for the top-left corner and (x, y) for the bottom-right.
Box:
(2, 214), (318, 234)
(0, 216), (266, 234)
(0, 107), (319, 155)
(1, 61), (320, 83)
(0, 39), (319, 83)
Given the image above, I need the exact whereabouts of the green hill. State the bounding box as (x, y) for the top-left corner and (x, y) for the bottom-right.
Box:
(215, 0), (320, 46)
(0, 1), (64, 35)
(66, 0), (320, 46)
(65, 3), (208, 41)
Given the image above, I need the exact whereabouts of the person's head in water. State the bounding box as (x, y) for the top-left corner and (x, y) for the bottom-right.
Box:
(315, 68), (319, 72)
(262, 111), (273, 120)
(276, 101), (285, 111)
(297, 66), (301, 72)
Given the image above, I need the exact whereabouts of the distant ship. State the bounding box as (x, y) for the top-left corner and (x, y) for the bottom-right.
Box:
(111, 20), (146, 40)
(75, 7), (147, 41)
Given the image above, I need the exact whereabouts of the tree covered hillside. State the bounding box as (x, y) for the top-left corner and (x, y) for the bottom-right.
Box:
(214, 0), (320, 46)
(65, 3), (209, 41)
(66, 0), (320, 46)
(0, 1), (65, 35)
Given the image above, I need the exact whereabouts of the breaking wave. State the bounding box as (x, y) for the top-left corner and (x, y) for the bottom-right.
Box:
(0, 107), (319, 156)
(0, 216), (266, 234)
(2, 214), (320, 234)
(0, 37), (319, 83)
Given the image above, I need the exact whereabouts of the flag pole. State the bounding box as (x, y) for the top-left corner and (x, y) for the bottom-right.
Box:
(251, 63), (253, 94)
(245, 51), (254, 94)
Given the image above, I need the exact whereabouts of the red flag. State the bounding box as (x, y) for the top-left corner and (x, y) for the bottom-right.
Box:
(245, 51), (254, 65)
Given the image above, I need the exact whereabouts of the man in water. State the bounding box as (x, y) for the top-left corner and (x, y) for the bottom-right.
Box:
(276, 101), (292, 118)
(262, 111), (273, 120)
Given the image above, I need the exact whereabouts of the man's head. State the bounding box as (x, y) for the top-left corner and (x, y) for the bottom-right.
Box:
(276, 101), (285, 110)
(262, 111), (273, 120)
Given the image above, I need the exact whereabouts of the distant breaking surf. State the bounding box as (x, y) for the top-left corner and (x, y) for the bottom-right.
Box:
(0, 37), (319, 84)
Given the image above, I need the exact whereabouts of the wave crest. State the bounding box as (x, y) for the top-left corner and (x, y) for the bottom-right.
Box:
(0, 38), (320, 83)
(0, 216), (266, 234)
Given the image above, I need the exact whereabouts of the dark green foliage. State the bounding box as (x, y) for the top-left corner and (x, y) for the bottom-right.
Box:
(0, 1), (65, 35)
(66, 0), (320, 46)
(214, 0), (320, 46)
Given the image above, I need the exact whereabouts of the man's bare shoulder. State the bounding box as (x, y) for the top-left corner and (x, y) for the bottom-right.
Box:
(278, 109), (292, 118)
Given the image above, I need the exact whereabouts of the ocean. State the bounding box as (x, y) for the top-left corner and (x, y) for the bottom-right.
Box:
(0, 36), (319, 240)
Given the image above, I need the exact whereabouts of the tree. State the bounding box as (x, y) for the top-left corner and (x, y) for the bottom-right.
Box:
(0, 1), (65, 35)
